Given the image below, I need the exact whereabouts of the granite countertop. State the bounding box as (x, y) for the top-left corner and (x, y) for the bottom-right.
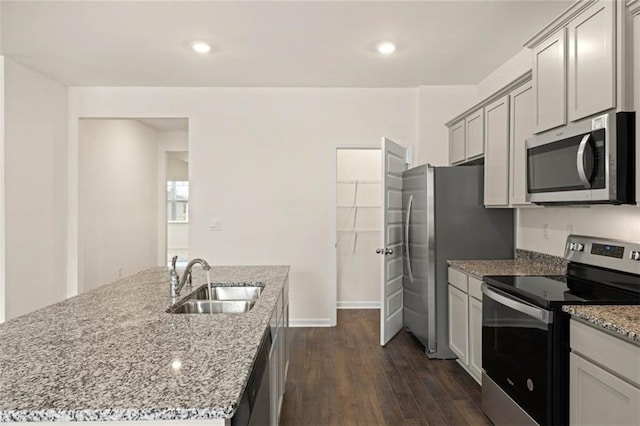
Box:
(448, 255), (567, 279)
(0, 265), (289, 422)
(563, 305), (640, 344)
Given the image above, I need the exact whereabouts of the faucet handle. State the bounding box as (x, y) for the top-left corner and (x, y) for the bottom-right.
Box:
(171, 255), (178, 270)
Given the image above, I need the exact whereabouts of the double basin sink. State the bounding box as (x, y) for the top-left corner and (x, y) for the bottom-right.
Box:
(169, 285), (264, 314)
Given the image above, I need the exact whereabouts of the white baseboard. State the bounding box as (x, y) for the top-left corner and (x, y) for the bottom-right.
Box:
(337, 301), (380, 309)
(289, 319), (332, 327)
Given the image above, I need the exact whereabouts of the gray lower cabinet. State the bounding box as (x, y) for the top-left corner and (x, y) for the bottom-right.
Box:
(447, 267), (482, 385)
(569, 320), (640, 425)
(269, 280), (289, 426)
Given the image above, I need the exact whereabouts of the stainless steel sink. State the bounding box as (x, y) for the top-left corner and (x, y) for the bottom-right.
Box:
(191, 285), (263, 301)
(170, 300), (256, 314)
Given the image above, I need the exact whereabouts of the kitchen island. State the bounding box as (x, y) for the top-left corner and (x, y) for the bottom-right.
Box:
(0, 265), (289, 423)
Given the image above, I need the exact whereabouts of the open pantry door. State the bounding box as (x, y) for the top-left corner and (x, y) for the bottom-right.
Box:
(378, 137), (408, 346)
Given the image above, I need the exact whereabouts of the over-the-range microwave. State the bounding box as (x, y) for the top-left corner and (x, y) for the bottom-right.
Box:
(526, 111), (636, 205)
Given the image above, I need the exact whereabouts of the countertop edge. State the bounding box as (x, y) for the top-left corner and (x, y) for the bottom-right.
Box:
(563, 305), (640, 345)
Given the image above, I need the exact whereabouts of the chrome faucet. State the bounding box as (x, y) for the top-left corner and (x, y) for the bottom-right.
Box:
(169, 256), (211, 298)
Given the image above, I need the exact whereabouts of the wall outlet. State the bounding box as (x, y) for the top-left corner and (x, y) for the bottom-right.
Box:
(543, 224), (550, 240)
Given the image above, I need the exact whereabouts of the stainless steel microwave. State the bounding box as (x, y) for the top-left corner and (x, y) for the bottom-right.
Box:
(526, 111), (635, 205)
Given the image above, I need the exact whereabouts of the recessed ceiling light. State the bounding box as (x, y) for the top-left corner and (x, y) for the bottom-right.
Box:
(191, 41), (211, 54)
(376, 42), (397, 55)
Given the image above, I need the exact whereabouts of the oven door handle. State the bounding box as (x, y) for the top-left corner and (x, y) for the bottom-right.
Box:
(482, 284), (553, 324)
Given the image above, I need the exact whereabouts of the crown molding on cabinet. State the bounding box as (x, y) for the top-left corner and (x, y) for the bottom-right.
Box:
(524, 0), (598, 48)
(445, 71), (532, 128)
(627, 0), (640, 16)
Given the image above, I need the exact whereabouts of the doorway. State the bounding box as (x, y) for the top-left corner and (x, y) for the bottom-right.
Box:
(166, 152), (189, 267)
(77, 118), (188, 293)
(335, 148), (382, 318)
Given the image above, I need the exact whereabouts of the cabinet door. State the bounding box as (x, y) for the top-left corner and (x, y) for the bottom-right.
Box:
(570, 353), (640, 426)
(448, 285), (469, 364)
(533, 28), (567, 133)
(509, 82), (534, 206)
(284, 302), (290, 380)
(465, 109), (485, 159)
(269, 330), (279, 426)
(567, 0), (615, 122)
(450, 120), (466, 164)
(277, 309), (285, 415)
(468, 297), (483, 384)
(484, 95), (510, 207)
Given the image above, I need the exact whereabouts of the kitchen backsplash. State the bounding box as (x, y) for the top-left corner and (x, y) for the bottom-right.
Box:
(515, 249), (568, 275)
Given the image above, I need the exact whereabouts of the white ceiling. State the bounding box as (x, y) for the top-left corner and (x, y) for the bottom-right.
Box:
(136, 118), (189, 132)
(1, 1), (573, 87)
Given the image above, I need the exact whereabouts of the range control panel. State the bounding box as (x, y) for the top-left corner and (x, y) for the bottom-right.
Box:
(566, 235), (640, 276)
(591, 243), (625, 259)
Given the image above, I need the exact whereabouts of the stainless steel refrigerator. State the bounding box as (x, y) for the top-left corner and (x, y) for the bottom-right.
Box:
(402, 164), (514, 359)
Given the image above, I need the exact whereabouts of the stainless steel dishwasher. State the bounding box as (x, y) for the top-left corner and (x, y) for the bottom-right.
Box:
(232, 329), (271, 426)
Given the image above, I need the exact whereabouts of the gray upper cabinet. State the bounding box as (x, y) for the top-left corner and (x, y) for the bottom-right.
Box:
(532, 28), (567, 133)
(448, 109), (484, 166)
(509, 82), (533, 206)
(449, 120), (466, 164)
(484, 95), (510, 207)
(527, 0), (632, 134)
(567, 0), (615, 122)
(465, 109), (485, 160)
(446, 76), (532, 208)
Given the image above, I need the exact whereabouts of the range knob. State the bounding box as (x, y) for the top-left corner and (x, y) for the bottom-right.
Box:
(630, 251), (640, 261)
(569, 242), (577, 251)
(576, 243), (585, 252)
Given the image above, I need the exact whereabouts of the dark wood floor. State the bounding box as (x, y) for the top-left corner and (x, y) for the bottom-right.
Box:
(280, 309), (491, 426)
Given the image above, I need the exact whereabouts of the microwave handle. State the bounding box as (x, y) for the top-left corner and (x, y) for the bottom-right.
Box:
(577, 134), (592, 189)
(482, 284), (553, 324)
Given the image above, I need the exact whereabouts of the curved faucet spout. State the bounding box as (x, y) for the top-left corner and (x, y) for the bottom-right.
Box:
(170, 258), (212, 298)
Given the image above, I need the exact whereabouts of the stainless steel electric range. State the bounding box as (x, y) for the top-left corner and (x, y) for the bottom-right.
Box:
(481, 235), (640, 426)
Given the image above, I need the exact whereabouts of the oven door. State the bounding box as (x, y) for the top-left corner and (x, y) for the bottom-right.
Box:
(482, 284), (554, 425)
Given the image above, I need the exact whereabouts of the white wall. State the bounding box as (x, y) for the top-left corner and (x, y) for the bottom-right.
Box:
(4, 58), (68, 320)
(417, 85), (477, 166)
(475, 49), (531, 102)
(518, 206), (640, 257)
(167, 156), (188, 181)
(0, 56), (5, 323)
(68, 87), (417, 324)
(78, 119), (159, 292)
(336, 149), (381, 306)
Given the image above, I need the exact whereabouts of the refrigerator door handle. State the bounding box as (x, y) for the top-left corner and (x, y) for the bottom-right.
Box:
(405, 195), (414, 283)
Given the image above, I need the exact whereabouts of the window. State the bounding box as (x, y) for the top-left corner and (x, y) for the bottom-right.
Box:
(167, 181), (189, 222)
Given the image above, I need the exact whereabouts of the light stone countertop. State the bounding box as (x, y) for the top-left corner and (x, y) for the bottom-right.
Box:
(0, 265), (289, 422)
(447, 259), (566, 279)
(563, 305), (640, 344)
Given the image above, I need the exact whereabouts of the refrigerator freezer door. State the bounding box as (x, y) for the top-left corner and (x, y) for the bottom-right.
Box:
(402, 164), (436, 353)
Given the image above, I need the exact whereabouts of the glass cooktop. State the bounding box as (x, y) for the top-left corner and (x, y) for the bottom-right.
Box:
(483, 274), (640, 310)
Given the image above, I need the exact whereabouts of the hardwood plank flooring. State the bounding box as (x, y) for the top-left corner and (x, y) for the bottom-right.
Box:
(280, 309), (490, 426)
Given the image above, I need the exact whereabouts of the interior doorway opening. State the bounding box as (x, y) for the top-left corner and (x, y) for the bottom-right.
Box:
(335, 148), (382, 320)
(77, 117), (188, 293)
(166, 152), (189, 267)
